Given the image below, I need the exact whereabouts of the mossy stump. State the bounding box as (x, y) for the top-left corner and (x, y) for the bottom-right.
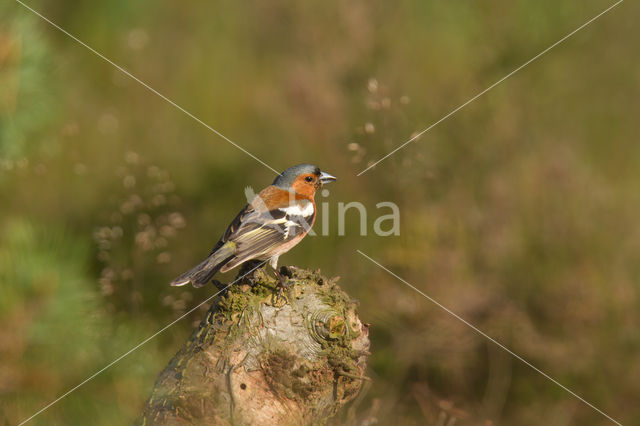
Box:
(138, 266), (370, 425)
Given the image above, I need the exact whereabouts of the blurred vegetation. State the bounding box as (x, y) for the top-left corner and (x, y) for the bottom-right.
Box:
(1, 0), (639, 425)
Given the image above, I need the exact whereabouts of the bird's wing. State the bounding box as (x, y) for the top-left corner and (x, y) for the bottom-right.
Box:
(234, 208), (311, 251)
(216, 186), (301, 245)
(217, 202), (314, 271)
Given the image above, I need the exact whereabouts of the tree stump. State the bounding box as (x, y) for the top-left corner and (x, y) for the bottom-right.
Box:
(138, 266), (370, 425)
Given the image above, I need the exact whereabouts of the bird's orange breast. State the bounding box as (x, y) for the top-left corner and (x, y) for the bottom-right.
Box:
(255, 185), (314, 211)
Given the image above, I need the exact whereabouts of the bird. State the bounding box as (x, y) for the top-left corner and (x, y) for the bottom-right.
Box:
(170, 164), (336, 288)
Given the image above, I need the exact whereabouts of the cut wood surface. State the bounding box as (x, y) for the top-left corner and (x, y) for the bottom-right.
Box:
(138, 266), (370, 425)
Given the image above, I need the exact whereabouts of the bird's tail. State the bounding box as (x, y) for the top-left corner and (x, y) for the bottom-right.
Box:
(170, 242), (236, 288)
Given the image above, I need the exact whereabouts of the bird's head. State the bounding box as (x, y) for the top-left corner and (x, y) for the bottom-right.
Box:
(273, 163), (337, 197)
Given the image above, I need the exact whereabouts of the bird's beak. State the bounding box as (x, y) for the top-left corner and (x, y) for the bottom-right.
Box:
(319, 171), (337, 185)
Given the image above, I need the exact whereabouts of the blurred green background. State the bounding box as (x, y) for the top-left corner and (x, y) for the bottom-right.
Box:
(2, 0), (639, 424)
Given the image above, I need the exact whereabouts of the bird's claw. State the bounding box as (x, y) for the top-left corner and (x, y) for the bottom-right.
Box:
(273, 269), (292, 304)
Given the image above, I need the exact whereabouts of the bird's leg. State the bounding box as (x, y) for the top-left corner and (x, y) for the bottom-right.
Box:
(266, 257), (286, 287)
(273, 268), (290, 288)
(270, 265), (293, 302)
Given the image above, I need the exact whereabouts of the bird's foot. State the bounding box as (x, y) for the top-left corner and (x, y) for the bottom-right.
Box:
(275, 266), (294, 289)
(273, 267), (293, 303)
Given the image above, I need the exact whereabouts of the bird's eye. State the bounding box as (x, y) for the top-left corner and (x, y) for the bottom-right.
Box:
(305, 176), (314, 183)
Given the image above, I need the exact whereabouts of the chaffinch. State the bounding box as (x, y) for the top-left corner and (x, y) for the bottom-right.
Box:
(171, 164), (337, 287)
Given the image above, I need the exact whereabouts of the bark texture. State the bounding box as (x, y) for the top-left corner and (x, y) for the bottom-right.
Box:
(138, 266), (370, 425)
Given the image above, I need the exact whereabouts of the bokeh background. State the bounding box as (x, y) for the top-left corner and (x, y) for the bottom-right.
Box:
(2, 0), (639, 424)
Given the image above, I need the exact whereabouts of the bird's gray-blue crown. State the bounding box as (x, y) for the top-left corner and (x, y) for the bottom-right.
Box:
(272, 164), (321, 189)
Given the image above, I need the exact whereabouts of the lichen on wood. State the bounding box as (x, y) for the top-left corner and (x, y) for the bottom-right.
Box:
(138, 266), (370, 425)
